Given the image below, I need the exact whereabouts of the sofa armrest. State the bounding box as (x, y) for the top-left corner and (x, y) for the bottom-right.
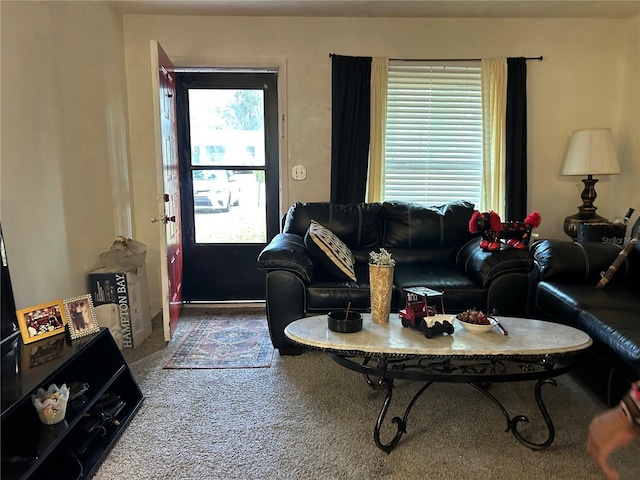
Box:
(529, 239), (625, 283)
(257, 233), (314, 284)
(457, 238), (534, 287)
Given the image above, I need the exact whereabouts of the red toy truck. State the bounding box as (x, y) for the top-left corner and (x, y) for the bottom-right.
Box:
(398, 287), (453, 338)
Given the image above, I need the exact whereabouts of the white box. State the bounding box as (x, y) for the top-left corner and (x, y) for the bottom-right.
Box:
(88, 265), (152, 349)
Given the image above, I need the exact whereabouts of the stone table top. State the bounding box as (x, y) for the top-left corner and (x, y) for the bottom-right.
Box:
(285, 314), (592, 358)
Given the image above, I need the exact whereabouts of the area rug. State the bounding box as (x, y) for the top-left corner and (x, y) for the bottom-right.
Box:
(163, 312), (274, 369)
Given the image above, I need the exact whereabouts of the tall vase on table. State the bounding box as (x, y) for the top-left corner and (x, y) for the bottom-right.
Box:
(369, 249), (396, 325)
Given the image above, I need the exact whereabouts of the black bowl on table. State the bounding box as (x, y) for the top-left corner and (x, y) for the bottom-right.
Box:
(327, 311), (363, 333)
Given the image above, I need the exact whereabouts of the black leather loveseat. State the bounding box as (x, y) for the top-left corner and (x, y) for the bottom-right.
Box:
(257, 200), (535, 354)
(530, 217), (640, 405)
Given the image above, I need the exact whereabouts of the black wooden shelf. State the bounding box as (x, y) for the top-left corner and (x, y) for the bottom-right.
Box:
(1, 329), (143, 480)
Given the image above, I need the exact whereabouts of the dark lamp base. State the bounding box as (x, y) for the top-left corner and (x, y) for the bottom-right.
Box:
(563, 175), (609, 239)
(564, 213), (608, 240)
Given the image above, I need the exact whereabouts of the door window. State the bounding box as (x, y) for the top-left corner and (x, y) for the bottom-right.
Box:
(187, 88), (267, 244)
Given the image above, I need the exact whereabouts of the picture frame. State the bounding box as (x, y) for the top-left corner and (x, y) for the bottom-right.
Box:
(16, 300), (67, 344)
(63, 294), (100, 341)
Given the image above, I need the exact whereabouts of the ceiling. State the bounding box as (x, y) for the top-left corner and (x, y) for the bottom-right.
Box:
(109, 0), (640, 19)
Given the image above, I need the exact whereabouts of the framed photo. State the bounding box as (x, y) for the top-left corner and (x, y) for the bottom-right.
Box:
(63, 294), (100, 340)
(16, 300), (67, 344)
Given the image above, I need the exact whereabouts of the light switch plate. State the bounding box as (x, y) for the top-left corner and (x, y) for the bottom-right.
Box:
(292, 164), (307, 180)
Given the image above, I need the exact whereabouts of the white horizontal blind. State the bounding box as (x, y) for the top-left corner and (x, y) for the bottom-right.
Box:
(384, 62), (483, 206)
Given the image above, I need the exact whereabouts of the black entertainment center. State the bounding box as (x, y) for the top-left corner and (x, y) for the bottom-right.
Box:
(1, 225), (19, 346)
(1, 226), (144, 479)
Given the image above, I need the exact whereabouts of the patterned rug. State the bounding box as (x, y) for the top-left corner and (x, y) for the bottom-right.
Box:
(163, 311), (274, 369)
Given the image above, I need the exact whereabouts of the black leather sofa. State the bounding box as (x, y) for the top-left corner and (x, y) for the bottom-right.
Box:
(530, 217), (640, 405)
(257, 200), (535, 354)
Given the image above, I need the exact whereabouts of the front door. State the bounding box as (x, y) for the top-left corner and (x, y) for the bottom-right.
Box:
(175, 72), (280, 301)
(151, 41), (183, 340)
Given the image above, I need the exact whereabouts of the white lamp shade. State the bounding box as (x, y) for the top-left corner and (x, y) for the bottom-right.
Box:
(561, 128), (620, 176)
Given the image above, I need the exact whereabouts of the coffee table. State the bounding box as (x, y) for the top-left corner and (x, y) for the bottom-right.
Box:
(284, 314), (592, 453)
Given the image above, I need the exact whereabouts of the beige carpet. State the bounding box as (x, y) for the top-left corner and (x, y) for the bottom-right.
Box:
(96, 306), (640, 479)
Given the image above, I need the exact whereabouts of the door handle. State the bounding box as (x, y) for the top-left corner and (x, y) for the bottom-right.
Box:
(150, 215), (176, 224)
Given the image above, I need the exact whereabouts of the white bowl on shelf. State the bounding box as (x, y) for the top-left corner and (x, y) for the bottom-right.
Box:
(456, 317), (497, 333)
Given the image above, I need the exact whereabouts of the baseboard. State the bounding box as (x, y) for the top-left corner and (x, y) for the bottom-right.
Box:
(182, 301), (266, 310)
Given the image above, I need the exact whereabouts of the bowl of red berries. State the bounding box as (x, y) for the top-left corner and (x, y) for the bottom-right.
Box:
(455, 309), (497, 333)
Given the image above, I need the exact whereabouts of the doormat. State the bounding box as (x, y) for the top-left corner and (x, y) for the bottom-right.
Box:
(163, 314), (274, 369)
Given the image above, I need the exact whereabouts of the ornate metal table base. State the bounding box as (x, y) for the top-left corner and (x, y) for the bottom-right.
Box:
(330, 353), (574, 453)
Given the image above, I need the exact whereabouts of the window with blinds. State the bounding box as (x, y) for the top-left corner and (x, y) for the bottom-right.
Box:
(384, 62), (482, 207)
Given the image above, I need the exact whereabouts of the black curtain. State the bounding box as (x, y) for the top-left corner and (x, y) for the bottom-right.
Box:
(330, 55), (372, 204)
(505, 58), (528, 221)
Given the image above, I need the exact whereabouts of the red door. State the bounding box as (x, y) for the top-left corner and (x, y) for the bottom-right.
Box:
(151, 41), (182, 340)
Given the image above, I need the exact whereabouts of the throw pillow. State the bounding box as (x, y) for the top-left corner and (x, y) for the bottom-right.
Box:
(304, 220), (357, 281)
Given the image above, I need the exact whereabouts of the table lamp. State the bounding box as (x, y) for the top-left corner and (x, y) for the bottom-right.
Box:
(561, 128), (620, 239)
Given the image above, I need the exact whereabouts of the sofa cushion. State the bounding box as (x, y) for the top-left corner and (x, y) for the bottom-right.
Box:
(363, 247), (457, 266)
(531, 239), (629, 285)
(304, 220), (357, 281)
(284, 202), (383, 248)
(382, 200), (476, 250)
(352, 247), (470, 267)
(305, 263), (371, 312)
(393, 264), (485, 313)
(535, 281), (640, 328)
(306, 273), (373, 312)
(577, 308), (640, 377)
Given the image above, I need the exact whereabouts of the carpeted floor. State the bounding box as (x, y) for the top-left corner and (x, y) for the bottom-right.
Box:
(97, 306), (640, 480)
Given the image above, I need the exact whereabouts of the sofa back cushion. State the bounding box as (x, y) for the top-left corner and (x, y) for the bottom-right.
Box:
(531, 239), (630, 284)
(382, 200), (476, 250)
(283, 202), (383, 249)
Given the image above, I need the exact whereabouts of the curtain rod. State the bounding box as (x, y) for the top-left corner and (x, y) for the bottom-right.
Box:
(328, 53), (543, 62)
(390, 56), (543, 62)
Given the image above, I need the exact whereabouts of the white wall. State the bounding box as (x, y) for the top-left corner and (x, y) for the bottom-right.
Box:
(615, 15), (640, 223)
(0, 1), (133, 309)
(123, 14), (639, 309)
